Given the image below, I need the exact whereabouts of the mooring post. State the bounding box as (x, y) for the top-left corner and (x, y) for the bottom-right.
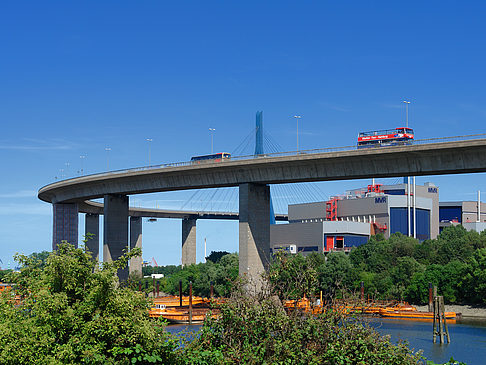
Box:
(441, 296), (450, 343)
(210, 281), (214, 298)
(189, 281), (193, 325)
(152, 277), (155, 298)
(428, 282), (433, 312)
(360, 281), (364, 302)
(179, 280), (183, 307)
(156, 280), (160, 298)
(433, 296), (437, 343)
(438, 296), (444, 343)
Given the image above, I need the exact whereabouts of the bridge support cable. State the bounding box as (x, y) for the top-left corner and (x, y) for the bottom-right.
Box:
(180, 189), (204, 211)
(232, 127), (257, 156)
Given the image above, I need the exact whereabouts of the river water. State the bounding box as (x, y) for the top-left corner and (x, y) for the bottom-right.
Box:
(166, 318), (486, 364)
(368, 317), (486, 365)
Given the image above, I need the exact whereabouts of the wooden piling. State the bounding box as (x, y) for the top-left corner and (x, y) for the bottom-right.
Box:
(179, 280), (183, 307)
(189, 281), (193, 325)
(441, 297), (450, 343)
(428, 282), (433, 312)
(433, 294), (450, 344)
(433, 296), (437, 343)
(360, 281), (364, 302)
(152, 277), (155, 298)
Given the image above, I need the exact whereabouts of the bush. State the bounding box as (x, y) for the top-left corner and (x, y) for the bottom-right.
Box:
(183, 279), (423, 365)
(0, 243), (178, 364)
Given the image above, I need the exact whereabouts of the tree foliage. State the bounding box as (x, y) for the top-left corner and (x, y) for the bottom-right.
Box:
(0, 243), (178, 364)
(269, 226), (486, 304)
(183, 279), (423, 365)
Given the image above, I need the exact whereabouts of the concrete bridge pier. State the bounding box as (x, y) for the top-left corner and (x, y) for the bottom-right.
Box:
(182, 218), (197, 266)
(84, 213), (99, 262)
(129, 216), (143, 278)
(239, 183), (270, 291)
(103, 194), (129, 281)
(52, 203), (79, 250)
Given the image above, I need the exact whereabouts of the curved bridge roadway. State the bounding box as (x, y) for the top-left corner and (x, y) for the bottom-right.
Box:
(38, 136), (486, 284)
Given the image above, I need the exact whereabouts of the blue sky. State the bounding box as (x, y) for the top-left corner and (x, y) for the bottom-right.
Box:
(1, 1), (485, 267)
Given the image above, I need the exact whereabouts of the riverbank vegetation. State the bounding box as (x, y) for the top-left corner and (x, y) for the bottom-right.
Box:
(269, 225), (486, 304)
(136, 251), (238, 298)
(183, 281), (423, 364)
(2, 227), (481, 363)
(1, 244), (429, 364)
(154, 226), (486, 305)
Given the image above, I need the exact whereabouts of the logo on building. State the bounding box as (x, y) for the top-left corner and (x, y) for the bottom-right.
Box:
(375, 197), (387, 204)
(428, 187), (438, 193)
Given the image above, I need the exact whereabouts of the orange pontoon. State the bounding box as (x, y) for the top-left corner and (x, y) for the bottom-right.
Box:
(379, 307), (457, 320)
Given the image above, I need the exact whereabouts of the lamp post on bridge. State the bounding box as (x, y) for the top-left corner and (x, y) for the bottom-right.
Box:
(105, 147), (111, 171)
(80, 155), (86, 175)
(209, 128), (215, 154)
(403, 100), (411, 128)
(146, 138), (153, 166)
(294, 115), (301, 152)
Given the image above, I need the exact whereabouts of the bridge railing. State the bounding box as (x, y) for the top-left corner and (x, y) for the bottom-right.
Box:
(51, 133), (486, 183)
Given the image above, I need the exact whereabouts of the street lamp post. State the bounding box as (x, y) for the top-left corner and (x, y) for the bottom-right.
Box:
(209, 128), (215, 154)
(403, 100), (411, 128)
(294, 115), (301, 152)
(146, 138), (153, 166)
(79, 155), (86, 175)
(105, 147), (111, 171)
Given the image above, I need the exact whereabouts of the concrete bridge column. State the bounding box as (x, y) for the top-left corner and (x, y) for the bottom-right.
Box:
(182, 218), (197, 266)
(52, 203), (79, 250)
(85, 213), (99, 262)
(129, 216), (143, 278)
(239, 183), (270, 290)
(103, 194), (129, 281)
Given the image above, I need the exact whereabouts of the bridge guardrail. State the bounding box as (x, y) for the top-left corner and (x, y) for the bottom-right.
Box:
(48, 133), (486, 185)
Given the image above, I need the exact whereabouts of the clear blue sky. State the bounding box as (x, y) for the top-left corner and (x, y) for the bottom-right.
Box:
(1, 1), (485, 268)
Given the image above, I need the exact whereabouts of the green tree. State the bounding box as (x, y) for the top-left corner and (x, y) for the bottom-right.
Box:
(269, 252), (319, 300)
(317, 252), (357, 296)
(205, 250), (230, 264)
(459, 248), (486, 304)
(405, 261), (465, 304)
(0, 243), (178, 364)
